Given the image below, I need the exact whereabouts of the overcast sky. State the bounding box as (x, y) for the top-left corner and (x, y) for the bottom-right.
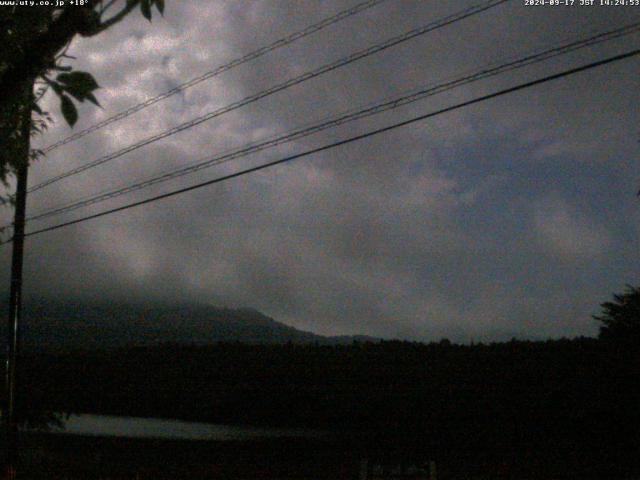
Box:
(1, 0), (639, 342)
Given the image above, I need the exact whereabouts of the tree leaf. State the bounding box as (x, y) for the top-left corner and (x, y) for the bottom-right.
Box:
(60, 95), (78, 127)
(56, 71), (100, 106)
(49, 81), (63, 96)
(56, 71), (100, 95)
(31, 102), (43, 115)
(154, 0), (164, 15)
(63, 89), (85, 103)
(85, 92), (101, 107)
(141, 0), (152, 21)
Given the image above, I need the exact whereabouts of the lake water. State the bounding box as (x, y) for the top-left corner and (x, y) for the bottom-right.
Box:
(51, 414), (326, 441)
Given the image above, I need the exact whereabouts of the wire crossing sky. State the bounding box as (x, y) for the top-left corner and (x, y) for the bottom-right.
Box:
(39, 0), (390, 154)
(28, 0), (509, 193)
(20, 21), (640, 226)
(13, 48), (640, 241)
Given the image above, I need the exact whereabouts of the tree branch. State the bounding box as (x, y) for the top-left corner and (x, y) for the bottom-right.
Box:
(100, 0), (119, 16)
(93, 0), (140, 34)
(0, 1), (141, 128)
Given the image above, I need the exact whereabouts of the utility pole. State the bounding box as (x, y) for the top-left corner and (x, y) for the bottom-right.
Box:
(3, 89), (32, 480)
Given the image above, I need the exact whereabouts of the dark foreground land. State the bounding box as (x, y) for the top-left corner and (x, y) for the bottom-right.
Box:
(16, 429), (640, 480)
(19, 434), (360, 479)
(10, 338), (640, 478)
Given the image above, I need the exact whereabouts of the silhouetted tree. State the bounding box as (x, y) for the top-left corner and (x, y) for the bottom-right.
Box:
(0, 0), (165, 427)
(0, 0), (165, 203)
(593, 284), (640, 344)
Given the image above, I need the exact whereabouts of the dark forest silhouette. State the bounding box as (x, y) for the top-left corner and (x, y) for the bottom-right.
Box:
(594, 284), (640, 343)
(19, 338), (640, 478)
(6, 285), (640, 478)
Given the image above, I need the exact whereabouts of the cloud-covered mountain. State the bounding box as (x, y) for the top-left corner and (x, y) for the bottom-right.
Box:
(2, 299), (380, 352)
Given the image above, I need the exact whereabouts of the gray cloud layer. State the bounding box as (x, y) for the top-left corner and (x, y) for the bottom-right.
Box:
(2, 0), (639, 342)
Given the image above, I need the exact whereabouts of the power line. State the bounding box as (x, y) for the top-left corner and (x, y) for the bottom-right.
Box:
(31, 0), (506, 192)
(7, 48), (637, 244)
(22, 21), (640, 224)
(28, 0), (509, 194)
(39, 0), (390, 154)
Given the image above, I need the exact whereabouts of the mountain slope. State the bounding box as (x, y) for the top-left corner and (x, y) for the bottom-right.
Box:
(1, 299), (379, 351)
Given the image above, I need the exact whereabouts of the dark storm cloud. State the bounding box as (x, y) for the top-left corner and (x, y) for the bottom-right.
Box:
(1, 0), (639, 342)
